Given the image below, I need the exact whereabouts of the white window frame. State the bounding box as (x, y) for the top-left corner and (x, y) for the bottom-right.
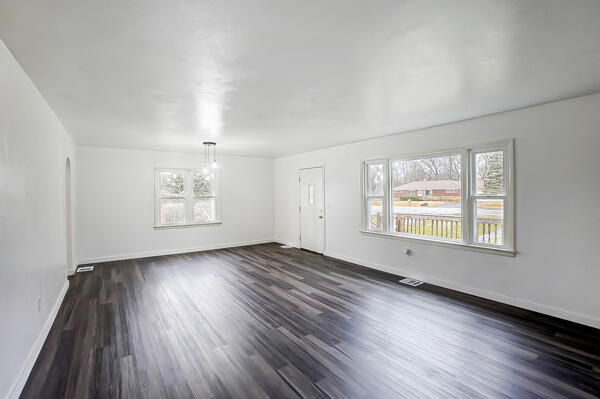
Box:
(468, 141), (514, 251)
(386, 149), (464, 243)
(362, 159), (388, 232)
(154, 167), (221, 228)
(360, 140), (514, 256)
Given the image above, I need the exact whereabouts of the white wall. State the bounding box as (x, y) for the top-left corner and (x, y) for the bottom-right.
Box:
(0, 39), (76, 398)
(275, 93), (600, 328)
(76, 146), (274, 263)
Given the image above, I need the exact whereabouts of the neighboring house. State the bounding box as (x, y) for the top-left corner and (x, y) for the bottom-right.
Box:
(393, 180), (461, 199)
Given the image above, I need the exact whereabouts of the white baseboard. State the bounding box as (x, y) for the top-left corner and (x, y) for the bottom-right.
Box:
(324, 250), (600, 329)
(77, 238), (275, 265)
(6, 279), (69, 399)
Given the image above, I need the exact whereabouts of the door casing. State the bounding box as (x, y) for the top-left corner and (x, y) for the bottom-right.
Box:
(298, 166), (325, 253)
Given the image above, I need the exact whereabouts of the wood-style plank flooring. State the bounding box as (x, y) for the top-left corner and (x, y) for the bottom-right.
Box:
(22, 243), (600, 398)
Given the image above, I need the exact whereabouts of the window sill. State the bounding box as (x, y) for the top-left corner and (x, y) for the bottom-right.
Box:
(359, 230), (515, 257)
(154, 221), (222, 229)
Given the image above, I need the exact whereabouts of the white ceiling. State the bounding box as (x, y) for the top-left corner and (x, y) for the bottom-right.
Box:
(1, 0), (600, 157)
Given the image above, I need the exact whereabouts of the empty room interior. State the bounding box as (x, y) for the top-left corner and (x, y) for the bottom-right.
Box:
(2, 1), (600, 398)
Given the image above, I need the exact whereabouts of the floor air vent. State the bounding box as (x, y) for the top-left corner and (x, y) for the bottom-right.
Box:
(399, 278), (423, 287)
(77, 266), (94, 273)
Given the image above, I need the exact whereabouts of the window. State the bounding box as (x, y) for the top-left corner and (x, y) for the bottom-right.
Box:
(155, 168), (220, 227)
(471, 150), (507, 246)
(363, 161), (386, 232)
(362, 140), (514, 253)
(390, 153), (462, 240)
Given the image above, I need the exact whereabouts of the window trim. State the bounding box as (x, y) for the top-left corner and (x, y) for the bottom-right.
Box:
(468, 141), (514, 251)
(361, 140), (515, 255)
(362, 159), (388, 232)
(386, 149), (464, 244)
(154, 167), (222, 228)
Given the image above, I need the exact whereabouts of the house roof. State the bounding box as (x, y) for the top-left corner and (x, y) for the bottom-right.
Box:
(393, 180), (461, 191)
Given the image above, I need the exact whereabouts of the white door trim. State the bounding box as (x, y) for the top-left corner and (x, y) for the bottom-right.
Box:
(298, 165), (325, 253)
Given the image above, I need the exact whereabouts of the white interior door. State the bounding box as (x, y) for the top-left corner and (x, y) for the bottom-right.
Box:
(300, 167), (324, 253)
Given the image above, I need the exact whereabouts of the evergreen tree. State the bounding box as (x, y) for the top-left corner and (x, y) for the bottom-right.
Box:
(483, 152), (503, 195)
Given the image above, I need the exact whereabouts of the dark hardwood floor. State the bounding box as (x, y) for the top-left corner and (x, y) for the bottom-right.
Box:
(22, 243), (600, 398)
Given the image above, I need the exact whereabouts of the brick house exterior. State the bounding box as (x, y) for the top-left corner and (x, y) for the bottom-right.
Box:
(393, 180), (461, 200)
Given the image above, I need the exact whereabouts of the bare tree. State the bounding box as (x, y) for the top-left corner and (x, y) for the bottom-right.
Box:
(390, 154), (461, 187)
(446, 155), (461, 181)
(421, 158), (441, 180)
(392, 161), (410, 186)
(368, 164), (383, 194)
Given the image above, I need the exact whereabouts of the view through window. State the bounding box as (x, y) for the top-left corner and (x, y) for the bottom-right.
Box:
(474, 151), (505, 245)
(365, 162), (385, 231)
(159, 170), (186, 225)
(193, 172), (216, 223)
(391, 154), (462, 240)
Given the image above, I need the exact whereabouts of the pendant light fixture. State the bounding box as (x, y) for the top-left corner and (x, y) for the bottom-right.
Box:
(202, 142), (217, 174)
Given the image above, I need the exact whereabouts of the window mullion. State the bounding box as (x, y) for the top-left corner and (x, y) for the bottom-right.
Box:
(155, 170), (160, 226)
(462, 148), (471, 245)
(214, 170), (219, 221)
(362, 163), (367, 230)
(505, 142), (514, 251)
(185, 170), (193, 223)
(384, 160), (390, 233)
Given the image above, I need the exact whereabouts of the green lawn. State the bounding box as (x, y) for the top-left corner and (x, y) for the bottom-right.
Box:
(397, 219), (462, 239)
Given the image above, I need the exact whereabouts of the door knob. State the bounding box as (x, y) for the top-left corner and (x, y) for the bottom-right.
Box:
(319, 216), (323, 219)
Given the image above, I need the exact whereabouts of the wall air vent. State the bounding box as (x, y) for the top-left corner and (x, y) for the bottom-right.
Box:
(77, 266), (94, 273)
(399, 278), (423, 287)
